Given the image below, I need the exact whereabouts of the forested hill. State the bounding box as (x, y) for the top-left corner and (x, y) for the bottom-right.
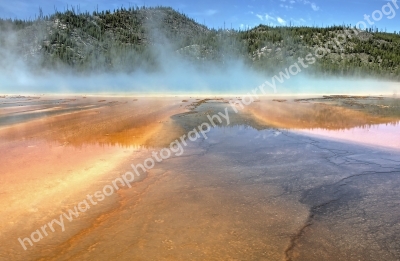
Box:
(1, 6), (400, 80)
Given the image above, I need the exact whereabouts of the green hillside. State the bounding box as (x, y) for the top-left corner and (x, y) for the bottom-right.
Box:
(1, 6), (400, 79)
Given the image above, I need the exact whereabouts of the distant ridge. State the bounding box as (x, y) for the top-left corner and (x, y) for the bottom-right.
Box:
(0, 6), (399, 80)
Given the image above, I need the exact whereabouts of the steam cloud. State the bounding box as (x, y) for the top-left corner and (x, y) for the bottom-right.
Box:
(0, 13), (399, 96)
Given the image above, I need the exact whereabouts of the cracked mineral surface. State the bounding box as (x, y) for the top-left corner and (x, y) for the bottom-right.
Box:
(0, 96), (399, 260)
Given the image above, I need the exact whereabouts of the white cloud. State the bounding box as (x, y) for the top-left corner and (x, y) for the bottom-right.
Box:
(300, 0), (320, 11)
(277, 17), (287, 25)
(256, 14), (264, 20)
(265, 14), (276, 21)
(280, 3), (293, 9)
(252, 13), (289, 26)
(311, 3), (319, 11)
(290, 18), (307, 25)
(282, 0), (319, 11)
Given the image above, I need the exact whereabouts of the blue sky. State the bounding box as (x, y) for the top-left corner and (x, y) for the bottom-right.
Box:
(0, 0), (399, 33)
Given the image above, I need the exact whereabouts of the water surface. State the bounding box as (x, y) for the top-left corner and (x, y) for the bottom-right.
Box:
(1, 96), (400, 261)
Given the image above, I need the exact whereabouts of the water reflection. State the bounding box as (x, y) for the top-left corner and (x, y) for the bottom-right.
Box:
(248, 99), (400, 131)
(294, 122), (400, 150)
(245, 99), (400, 150)
(0, 96), (186, 149)
(1, 96), (400, 150)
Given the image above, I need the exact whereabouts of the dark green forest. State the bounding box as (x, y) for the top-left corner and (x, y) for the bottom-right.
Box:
(1, 6), (400, 79)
